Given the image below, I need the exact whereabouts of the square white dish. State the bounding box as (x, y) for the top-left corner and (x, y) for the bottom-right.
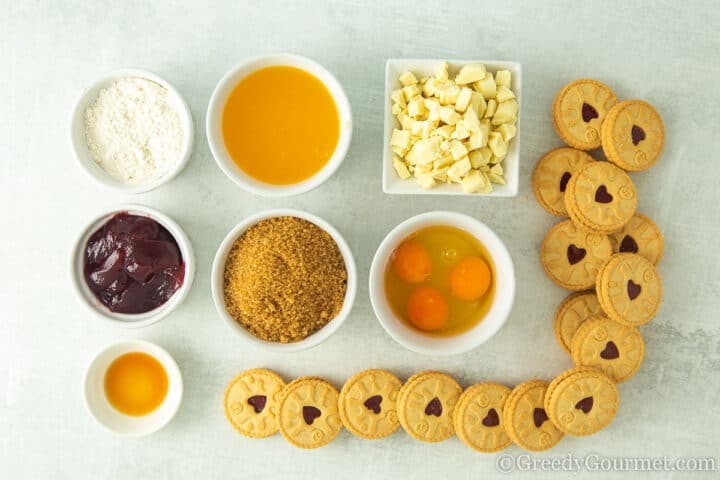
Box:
(383, 59), (522, 197)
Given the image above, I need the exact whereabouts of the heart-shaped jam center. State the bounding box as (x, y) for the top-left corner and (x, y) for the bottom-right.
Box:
(575, 396), (594, 414)
(424, 397), (442, 417)
(247, 395), (267, 414)
(482, 408), (500, 427)
(582, 103), (599, 122)
(533, 408), (549, 427)
(567, 244), (587, 265)
(302, 406), (322, 425)
(363, 395), (383, 414)
(631, 125), (646, 145)
(559, 172), (572, 192)
(627, 280), (642, 300)
(619, 235), (639, 253)
(600, 341), (620, 360)
(595, 185), (614, 203)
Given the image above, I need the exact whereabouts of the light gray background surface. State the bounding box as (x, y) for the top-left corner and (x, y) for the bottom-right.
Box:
(1, 1), (718, 478)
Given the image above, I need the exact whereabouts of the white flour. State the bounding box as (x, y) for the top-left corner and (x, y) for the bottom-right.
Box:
(84, 77), (184, 185)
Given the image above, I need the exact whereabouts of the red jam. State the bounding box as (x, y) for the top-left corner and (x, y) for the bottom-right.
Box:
(84, 212), (185, 314)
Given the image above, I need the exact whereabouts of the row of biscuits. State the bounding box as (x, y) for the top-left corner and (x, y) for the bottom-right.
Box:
(224, 367), (620, 452)
(533, 81), (665, 438)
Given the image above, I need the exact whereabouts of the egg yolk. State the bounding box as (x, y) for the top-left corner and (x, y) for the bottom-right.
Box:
(449, 256), (492, 301)
(407, 286), (449, 331)
(392, 240), (432, 284)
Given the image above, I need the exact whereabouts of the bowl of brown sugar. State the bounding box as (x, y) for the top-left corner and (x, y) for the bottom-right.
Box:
(211, 209), (357, 352)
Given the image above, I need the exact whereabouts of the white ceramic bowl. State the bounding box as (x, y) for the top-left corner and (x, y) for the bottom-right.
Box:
(70, 204), (195, 328)
(383, 59), (521, 197)
(206, 54), (353, 197)
(211, 209), (357, 352)
(369, 211), (515, 356)
(83, 339), (183, 436)
(70, 69), (194, 194)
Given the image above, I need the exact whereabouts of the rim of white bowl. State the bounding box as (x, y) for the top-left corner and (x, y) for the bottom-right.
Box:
(206, 54), (353, 197)
(369, 211), (516, 356)
(83, 339), (183, 437)
(70, 68), (194, 194)
(211, 208), (357, 352)
(69, 204), (195, 328)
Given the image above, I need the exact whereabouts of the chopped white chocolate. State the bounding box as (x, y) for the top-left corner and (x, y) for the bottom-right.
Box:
(390, 62), (518, 193)
(407, 98), (428, 118)
(455, 64), (487, 85)
(399, 71), (418, 86)
(469, 147), (492, 167)
(402, 84), (421, 102)
(435, 125), (454, 139)
(496, 123), (517, 142)
(417, 174), (436, 189)
(391, 89), (406, 108)
(461, 169), (491, 193)
(492, 99), (518, 125)
(454, 87), (473, 112)
(463, 107), (481, 132)
(391, 128), (411, 149)
(475, 73), (497, 99)
(438, 85), (460, 105)
(434, 61), (449, 81)
(393, 157), (411, 179)
(496, 85), (516, 103)
(467, 130), (485, 150)
(484, 99), (497, 119)
(495, 70), (511, 87)
(447, 157), (471, 182)
(488, 172), (506, 185)
(488, 131), (508, 158)
(439, 106), (460, 125)
(449, 140), (468, 160)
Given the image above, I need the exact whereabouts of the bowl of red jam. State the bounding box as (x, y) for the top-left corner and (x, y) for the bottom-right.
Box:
(71, 205), (195, 327)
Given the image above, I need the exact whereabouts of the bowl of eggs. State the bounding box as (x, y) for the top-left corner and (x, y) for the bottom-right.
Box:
(369, 211), (515, 355)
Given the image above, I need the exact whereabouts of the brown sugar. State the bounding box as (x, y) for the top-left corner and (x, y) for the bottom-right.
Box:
(223, 216), (348, 343)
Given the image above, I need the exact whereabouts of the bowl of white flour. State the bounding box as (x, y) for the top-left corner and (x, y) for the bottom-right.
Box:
(70, 69), (194, 193)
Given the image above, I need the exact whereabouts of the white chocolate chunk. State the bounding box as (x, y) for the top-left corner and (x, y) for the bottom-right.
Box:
(438, 85), (460, 105)
(417, 174), (436, 189)
(449, 140), (468, 160)
(461, 169), (491, 193)
(475, 73), (497, 99)
(439, 106), (460, 125)
(399, 71), (418, 86)
(496, 123), (517, 142)
(434, 61), (449, 81)
(469, 147), (492, 167)
(463, 107), (481, 133)
(495, 70), (511, 87)
(402, 84), (421, 102)
(391, 128), (411, 149)
(455, 63), (487, 85)
(488, 131), (508, 158)
(496, 85), (516, 103)
(435, 125), (454, 139)
(406, 137), (442, 165)
(492, 99), (518, 125)
(447, 157), (471, 182)
(407, 98), (428, 118)
(469, 92), (487, 118)
(484, 99), (497, 118)
(488, 172), (506, 185)
(393, 157), (411, 179)
(391, 89), (406, 108)
(467, 130), (485, 150)
(455, 87), (473, 112)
